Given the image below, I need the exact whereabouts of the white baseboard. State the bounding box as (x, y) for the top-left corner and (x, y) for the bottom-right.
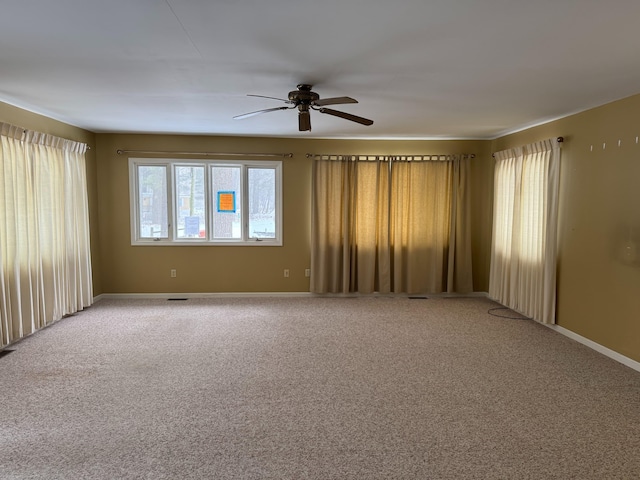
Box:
(95, 291), (489, 301)
(96, 292), (314, 300)
(545, 324), (640, 374)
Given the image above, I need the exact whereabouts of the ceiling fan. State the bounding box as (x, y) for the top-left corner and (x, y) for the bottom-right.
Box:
(233, 84), (374, 132)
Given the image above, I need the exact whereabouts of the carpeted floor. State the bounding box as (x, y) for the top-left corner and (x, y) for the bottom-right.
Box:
(1, 296), (639, 479)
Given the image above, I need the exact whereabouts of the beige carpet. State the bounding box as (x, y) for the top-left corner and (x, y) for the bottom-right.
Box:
(1, 296), (639, 479)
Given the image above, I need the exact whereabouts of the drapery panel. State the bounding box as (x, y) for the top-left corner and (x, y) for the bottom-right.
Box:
(0, 123), (92, 347)
(489, 138), (561, 324)
(311, 155), (473, 294)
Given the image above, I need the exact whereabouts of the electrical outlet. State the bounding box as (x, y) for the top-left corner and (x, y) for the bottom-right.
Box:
(170, 269), (177, 278)
(305, 268), (310, 277)
(284, 269), (290, 278)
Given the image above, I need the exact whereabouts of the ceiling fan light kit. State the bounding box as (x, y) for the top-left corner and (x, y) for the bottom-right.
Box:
(234, 84), (374, 132)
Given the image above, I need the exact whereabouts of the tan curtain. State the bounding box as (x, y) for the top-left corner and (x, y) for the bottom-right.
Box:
(0, 123), (93, 347)
(489, 138), (561, 324)
(311, 155), (473, 294)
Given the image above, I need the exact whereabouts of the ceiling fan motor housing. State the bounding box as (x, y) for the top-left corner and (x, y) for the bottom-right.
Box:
(289, 84), (319, 107)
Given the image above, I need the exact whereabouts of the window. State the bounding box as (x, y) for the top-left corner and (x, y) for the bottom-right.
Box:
(129, 158), (282, 245)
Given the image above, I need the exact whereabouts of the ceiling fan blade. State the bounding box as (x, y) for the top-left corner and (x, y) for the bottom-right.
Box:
(247, 94), (290, 103)
(299, 110), (311, 131)
(318, 108), (374, 126)
(233, 106), (290, 120)
(313, 96), (358, 106)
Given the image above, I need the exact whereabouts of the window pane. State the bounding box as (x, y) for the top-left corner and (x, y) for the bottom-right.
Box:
(138, 165), (168, 238)
(175, 165), (206, 239)
(248, 167), (276, 239)
(211, 166), (241, 239)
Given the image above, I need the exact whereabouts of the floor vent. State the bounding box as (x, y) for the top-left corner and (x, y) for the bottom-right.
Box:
(408, 296), (429, 300)
(0, 349), (15, 359)
(168, 298), (188, 301)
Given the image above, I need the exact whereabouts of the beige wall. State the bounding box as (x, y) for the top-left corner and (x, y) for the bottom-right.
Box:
(2, 94), (639, 363)
(0, 101), (492, 296)
(0, 102), (101, 294)
(96, 134), (490, 293)
(493, 93), (640, 362)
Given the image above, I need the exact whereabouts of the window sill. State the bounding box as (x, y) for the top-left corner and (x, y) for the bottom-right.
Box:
(131, 240), (283, 247)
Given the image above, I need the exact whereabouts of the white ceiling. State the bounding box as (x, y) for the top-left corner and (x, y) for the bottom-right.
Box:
(2, 0), (640, 139)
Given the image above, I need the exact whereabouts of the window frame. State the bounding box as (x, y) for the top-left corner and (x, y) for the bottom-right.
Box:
(129, 157), (282, 246)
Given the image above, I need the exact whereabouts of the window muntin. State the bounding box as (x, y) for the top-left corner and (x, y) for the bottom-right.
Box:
(129, 158), (282, 245)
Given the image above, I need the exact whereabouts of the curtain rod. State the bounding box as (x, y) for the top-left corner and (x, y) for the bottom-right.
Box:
(1, 122), (91, 150)
(492, 137), (564, 158)
(306, 153), (475, 161)
(116, 149), (293, 158)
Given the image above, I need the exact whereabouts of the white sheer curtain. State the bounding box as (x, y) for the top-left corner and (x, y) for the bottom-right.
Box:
(489, 138), (561, 324)
(0, 123), (93, 347)
(311, 155), (473, 294)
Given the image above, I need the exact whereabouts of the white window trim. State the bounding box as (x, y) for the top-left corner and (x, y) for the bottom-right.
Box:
(128, 158), (282, 246)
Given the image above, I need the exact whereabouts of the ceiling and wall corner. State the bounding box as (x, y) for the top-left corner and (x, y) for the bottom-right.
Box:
(1, 1), (640, 139)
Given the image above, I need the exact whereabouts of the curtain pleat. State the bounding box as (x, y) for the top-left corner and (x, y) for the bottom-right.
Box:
(447, 156), (474, 292)
(311, 156), (473, 294)
(0, 124), (92, 347)
(489, 139), (560, 324)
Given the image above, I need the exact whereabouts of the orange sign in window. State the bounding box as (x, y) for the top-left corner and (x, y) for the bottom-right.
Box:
(217, 191), (236, 213)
